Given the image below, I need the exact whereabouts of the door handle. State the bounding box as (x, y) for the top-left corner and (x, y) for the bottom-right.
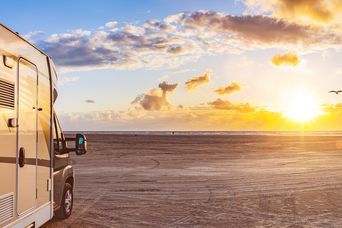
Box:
(19, 147), (25, 168)
(32, 107), (43, 111)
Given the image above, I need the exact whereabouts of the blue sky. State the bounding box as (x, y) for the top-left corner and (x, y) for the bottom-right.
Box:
(0, 1), (246, 124)
(3, 0), (342, 131)
(1, 0), (245, 34)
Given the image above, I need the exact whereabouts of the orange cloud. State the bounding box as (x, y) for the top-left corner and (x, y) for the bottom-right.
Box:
(158, 81), (178, 92)
(271, 52), (300, 67)
(245, 0), (342, 25)
(60, 104), (297, 131)
(275, 0), (335, 23)
(215, 82), (241, 95)
(132, 81), (178, 111)
(322, 103), (342, 114)
(208, 99), (255, 112)
(185, 70), (211, 90)
(61, 101), (342, 131)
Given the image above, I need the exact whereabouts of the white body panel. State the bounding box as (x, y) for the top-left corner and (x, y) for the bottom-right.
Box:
(0, 24), (57, 227)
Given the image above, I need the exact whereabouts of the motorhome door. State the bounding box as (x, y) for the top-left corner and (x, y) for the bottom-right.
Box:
(17, 58), (38, 215)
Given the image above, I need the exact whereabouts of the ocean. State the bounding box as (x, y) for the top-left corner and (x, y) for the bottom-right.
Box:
(65, 130), (342, 136)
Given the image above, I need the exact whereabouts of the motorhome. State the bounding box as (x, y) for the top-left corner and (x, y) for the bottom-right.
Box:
(0, 24), (87, 227)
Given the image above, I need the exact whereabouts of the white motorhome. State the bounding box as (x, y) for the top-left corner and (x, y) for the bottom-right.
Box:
(0, 24), (87, 227)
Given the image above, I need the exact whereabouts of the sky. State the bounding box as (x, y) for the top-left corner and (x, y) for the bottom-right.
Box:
(3, 0), (342, 131)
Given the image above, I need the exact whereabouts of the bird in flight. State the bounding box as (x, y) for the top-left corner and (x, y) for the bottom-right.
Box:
(329, 90), (342, 94)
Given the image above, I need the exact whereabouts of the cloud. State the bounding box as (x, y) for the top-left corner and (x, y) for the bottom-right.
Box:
(215, 82), (241, 95)
(59, 97), (342, 131)
(33, 11), (340, 72)
(105, 21), (118, 31)
(185, 70), (211, 90)
(158, 81), (178, 92)
(271, 52), (300, 67)
(134, 90), (168, 111)
(57, 104), (293, 131)
(244, 0), (342, 25)
(208, 98), (255, 112)
(85, 99), (95, 103)
(182, 12), (320, 45)
(167, 46), (184, 54)
(169, 68), (196, 74)
(132, 81), (178, 111)
(38, 23), (198, 72)
(23, 31), (45, 42)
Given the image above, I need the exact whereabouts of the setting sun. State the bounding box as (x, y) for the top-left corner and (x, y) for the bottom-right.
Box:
(282, 89), (322, 123)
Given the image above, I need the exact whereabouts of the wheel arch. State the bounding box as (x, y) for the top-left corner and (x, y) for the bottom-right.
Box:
(65, 175), (74, 188)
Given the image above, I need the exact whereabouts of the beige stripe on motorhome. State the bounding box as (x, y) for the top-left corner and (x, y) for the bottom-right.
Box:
(0, 157), (50, 167)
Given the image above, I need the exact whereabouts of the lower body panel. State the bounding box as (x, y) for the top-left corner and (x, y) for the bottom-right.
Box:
(4, 202), (52, 228)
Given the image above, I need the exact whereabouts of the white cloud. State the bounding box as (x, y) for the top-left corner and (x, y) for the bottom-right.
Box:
(23, 31), (44, 42)
(105, 21), (118, 32)
(35, 11), (342, 72)
(105, 21), (118, 28)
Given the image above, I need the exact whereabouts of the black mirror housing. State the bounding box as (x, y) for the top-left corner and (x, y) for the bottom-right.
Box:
(75, 134), (87, 155)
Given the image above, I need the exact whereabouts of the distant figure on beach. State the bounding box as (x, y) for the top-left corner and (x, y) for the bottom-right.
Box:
(329, 90), (342, 94)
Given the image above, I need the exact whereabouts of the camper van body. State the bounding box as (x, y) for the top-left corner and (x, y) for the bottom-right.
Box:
(0, 24), (86, 227)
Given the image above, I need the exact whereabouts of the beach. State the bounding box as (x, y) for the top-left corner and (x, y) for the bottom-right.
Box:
(43, 134), (342, 227)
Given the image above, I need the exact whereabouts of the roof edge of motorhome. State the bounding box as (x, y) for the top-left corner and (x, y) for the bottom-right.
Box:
(0, 23), (51, 59)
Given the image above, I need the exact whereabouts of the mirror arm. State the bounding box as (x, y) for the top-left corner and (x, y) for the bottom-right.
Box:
(65, 148), (75, 153)
(58, 133), (73, 154)
(65, 137), (75, 142)
(62, 137), (77, 153)
(59, 147), (77, 154)
(58, 149), (70, 154)
(58, 134), (87, 155)
(57, 135), (87, 155)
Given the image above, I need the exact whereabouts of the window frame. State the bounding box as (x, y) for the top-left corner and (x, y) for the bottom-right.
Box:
(53, 113), (66, 154)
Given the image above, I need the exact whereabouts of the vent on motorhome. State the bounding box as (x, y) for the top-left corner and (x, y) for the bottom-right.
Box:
(0, 79), (15, 109)
(0, 193), (14, 225)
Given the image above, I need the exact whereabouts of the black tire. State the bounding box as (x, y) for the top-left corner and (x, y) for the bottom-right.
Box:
(55, 183), (73, 219)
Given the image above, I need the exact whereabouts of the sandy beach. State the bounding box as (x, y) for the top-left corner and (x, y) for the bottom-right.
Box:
(43, 134), (342, 227)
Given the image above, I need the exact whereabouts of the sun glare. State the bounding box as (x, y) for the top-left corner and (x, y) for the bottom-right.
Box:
(282, 89), (322, 123)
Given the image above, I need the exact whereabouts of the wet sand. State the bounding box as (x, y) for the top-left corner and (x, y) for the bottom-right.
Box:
(43, 134), (342, 227)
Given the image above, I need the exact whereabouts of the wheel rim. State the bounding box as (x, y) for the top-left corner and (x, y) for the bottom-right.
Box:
(64, 189), (72, 214)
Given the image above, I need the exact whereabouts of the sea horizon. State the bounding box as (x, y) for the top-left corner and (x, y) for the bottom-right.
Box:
(65, 130), (342, 136)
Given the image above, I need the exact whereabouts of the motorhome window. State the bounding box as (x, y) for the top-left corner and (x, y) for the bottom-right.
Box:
(53, 68), (58, 79)
(53, 115), (60, 153)
(3, 55), (14, 68)
(54, 114), (65, 154)
(53, 88), (58, 103)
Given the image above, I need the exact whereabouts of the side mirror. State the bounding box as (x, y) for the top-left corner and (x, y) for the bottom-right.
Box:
(75, 134), (87, 155)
